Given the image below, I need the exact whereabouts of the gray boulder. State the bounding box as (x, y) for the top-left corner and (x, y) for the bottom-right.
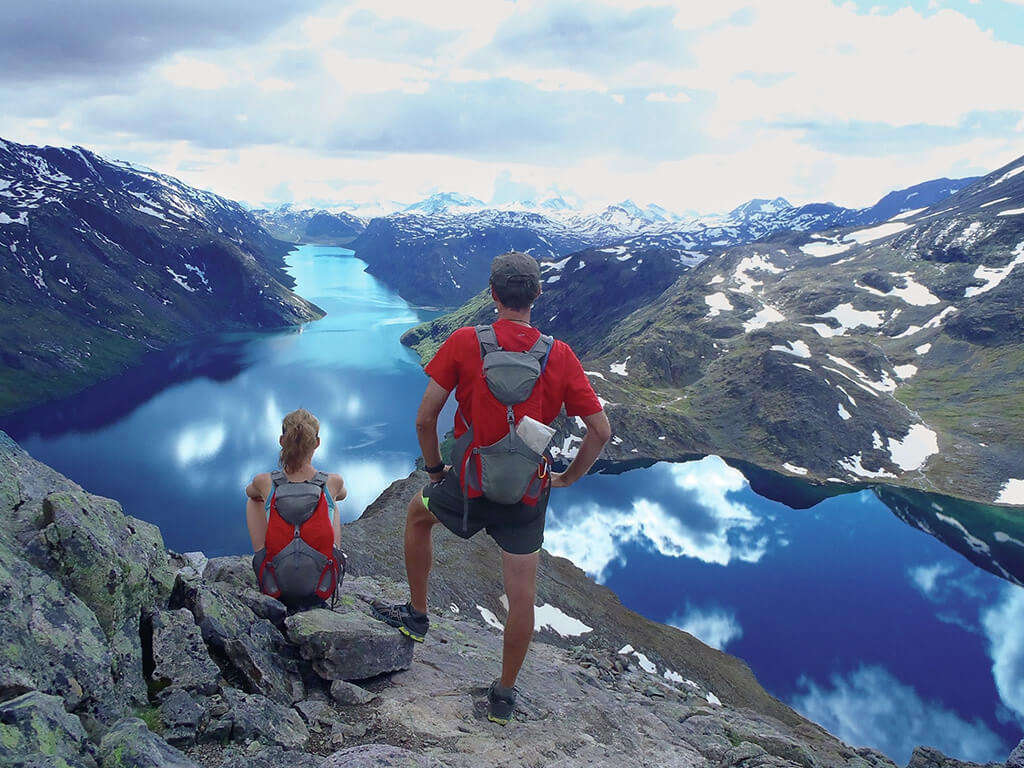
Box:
(1008, 740), (1024, 768)
(149, 609), (221, 696)
(212, 688), (309, 749)
(97, 718), (201, 768)
(322, 744), (445, 767)
(0, 691), (96, 768)
(285, 608), (414, 681)
(158, 688), (207, 749)
(203, 556), (257, 591)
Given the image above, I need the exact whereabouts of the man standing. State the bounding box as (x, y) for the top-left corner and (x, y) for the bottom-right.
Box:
(372, 251), (612, 725)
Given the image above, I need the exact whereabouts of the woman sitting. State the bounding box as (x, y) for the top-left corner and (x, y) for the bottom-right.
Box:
(245, 408), (347, 612)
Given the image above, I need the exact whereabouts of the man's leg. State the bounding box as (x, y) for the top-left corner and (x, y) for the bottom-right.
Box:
(500, 550), (539, 688)
(405, 492), (439, 614)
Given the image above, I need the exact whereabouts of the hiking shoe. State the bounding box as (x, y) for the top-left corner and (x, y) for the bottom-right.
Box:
(370, 601), (429, 642)
(487, 680), (517, 726)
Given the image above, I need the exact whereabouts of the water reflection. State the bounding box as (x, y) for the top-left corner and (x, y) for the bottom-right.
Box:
(546, 460), (1024, 764)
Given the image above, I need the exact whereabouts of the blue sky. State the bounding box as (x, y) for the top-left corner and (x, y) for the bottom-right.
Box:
(1, 0), (1022, 213)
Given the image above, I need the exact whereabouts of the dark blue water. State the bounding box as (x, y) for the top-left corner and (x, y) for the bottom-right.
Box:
(3, 245), (1021, 764)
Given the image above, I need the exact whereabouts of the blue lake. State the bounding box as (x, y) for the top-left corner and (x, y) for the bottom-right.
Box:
(3, 245), (1021, 765)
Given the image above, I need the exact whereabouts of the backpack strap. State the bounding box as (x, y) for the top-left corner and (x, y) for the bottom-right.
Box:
(309, 471), (336, 522)
(266, 470), (287, 514)
(475, 324), (501, 357)
(527, 334), (554, 369)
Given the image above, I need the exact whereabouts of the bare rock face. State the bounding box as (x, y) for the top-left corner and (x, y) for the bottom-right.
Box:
(170, 577), (304, 703)
(284, 608), (415, 681)
(158, 688), (206, 749)
(907, 745), (1005, 768)
(212, 688), (309, 749)
(149, 609), (220, 696)
(1008, 741), (1024, 768)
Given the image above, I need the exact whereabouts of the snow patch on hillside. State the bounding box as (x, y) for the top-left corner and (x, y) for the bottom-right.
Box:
(743, 304), (785, 332)
(705, 292), (734, 316)
(843, 222), (912, 243)
(995, 479), (1024, 506)
(887, 424), (938, 471)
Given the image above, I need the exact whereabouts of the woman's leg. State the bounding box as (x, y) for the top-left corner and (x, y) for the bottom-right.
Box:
(245, 497), (268, 551)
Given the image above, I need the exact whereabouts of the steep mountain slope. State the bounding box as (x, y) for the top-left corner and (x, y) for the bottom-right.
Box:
(402, 157), (1024, 510)
(350, 211), (593, 306)
(402, 243), (709, 357)
(252, 204), (365, 245)
(0, 138), (323, 414)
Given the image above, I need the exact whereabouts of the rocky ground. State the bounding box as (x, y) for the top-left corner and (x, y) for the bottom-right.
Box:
(1, 428), (1021, 768)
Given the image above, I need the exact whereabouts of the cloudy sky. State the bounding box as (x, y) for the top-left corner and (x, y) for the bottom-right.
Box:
(2, 0), (1023, 213)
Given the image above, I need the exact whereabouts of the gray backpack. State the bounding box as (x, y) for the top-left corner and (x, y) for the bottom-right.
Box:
(252, 470), (345, 606)
(452, 325), (554, 529)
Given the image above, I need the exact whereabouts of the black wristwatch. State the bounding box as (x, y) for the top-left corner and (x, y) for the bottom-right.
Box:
(424, 461), (445, 475)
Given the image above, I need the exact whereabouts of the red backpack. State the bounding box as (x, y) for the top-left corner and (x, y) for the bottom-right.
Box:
(253, 470), (345, 605)
(451, 325), (554, 530)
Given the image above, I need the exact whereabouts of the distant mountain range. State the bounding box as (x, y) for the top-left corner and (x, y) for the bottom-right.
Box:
(348, 177), (977, 306)
(403, 156), (1024, 526)
(0, 138), (323, 414)
(252, 204), (365, 246)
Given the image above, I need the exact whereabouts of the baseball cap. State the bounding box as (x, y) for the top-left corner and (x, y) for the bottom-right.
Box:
(490, 251), (541, 287)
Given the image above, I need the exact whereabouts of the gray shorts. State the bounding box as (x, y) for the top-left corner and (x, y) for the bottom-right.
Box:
(421, 470), (549, 555)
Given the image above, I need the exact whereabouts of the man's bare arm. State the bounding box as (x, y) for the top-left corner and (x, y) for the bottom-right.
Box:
(551, 410), (612, 487)
(415, 378), (452, 482)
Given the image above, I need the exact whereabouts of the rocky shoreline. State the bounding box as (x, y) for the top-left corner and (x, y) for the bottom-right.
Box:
(1, 429), (1021, 768)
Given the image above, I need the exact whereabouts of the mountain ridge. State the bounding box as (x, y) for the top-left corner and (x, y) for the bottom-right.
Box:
(0, 137), (323, 415)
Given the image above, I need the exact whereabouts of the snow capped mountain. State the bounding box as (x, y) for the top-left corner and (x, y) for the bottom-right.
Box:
(728, 196), (793, 219)
(253, 203), (365, 245)
(0, 137), (322, 413)
(403, 192), (486, 216)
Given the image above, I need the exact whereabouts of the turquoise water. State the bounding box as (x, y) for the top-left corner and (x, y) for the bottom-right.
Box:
(3, 245), (1021, 764)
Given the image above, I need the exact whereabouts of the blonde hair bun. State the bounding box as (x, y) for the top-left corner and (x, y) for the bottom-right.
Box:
(279, 408), (320, 473)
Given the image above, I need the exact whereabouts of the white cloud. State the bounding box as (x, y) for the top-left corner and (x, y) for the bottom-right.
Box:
(981, 585), (1024, 724)
(793, 665), (1009, 765)
(544, 456), (769, 581)
(909, 562), (955, 596)
(159, 55), (232, 91)
(174, 421), (227, 465)
(335, 458), (415, 522)
(669, 604), (743, 650)
(2, 0), (1022, 213)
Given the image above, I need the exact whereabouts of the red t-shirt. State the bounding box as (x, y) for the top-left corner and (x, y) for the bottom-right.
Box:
(425, 319), (602, 443)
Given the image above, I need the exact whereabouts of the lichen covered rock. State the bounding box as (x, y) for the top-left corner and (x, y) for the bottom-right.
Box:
(97, 717), (201, 768)
(149, 609), (220, 696)
(285, 608), (414, 681)
(0, 691), (97, 768)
